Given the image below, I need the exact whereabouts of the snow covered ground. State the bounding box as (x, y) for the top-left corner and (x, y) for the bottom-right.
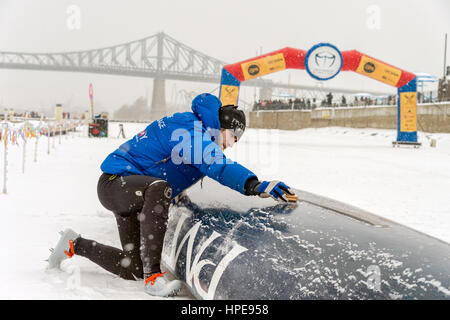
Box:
(1, 121), (449, 299)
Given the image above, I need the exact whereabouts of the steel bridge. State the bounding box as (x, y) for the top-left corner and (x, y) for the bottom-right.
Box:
(0, 32), (391, 117)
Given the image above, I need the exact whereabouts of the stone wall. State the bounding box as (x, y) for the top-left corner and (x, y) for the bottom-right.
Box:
(249, 103), (450, 133)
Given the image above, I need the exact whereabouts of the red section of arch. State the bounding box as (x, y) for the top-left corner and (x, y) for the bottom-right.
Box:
(224, 47), (306, 82)
(223, 47), (415, 88)
(396, 69), (416, 88)
(282, 47), (307, 70)
(341, 50), (362, 71)
(341, 50), (416, 87)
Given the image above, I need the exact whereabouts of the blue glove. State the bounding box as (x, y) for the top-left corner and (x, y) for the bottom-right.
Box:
(255, 180), (296, 202)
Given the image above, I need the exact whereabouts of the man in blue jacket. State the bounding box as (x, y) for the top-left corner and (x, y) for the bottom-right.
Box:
(47, 93), (296, 297)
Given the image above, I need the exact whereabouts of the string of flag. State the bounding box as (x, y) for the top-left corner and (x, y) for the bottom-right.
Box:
(0, 120), (81, 147)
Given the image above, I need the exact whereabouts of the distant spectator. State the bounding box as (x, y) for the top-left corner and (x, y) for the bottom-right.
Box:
(117, 123), (126, 139)
(326, 92), (333, 107)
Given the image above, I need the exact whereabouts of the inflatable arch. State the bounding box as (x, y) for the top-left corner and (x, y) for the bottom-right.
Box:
(219, 44), (420, 146)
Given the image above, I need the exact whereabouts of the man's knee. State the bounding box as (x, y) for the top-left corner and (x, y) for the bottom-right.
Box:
(142, 180), (172, 218)
(145, 180), (172, 201)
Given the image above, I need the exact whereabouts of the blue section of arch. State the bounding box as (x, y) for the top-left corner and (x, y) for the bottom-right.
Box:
(220, 68), (241, 86)
(396, 77), (418, 143)
(219, 68), (241, 104)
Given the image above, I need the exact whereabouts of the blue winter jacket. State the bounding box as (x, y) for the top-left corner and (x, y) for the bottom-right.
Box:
(100, 93), (257, 198)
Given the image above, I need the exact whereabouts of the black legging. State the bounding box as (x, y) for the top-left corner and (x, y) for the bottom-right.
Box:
(73, 173), (172, 280)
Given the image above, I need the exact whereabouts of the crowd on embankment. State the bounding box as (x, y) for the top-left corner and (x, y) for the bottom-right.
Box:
(252, 92), (443, 111)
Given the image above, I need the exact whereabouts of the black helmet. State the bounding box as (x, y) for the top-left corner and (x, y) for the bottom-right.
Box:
(219, 105), (246, 140)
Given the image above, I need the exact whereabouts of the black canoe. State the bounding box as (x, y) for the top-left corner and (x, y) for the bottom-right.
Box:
(161, 178), (450, 300)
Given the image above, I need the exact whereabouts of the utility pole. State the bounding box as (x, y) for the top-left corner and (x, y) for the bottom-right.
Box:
(444, 33), (448, 80)
(438, 34), (449, 102)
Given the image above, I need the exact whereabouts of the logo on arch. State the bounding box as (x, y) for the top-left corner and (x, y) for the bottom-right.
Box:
(305, 43), (343, 81)
(248, 64), (260, 76)
(364, 62), (376, 73)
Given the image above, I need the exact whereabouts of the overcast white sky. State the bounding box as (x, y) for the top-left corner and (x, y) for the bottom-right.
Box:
(1, 0), (449, 113)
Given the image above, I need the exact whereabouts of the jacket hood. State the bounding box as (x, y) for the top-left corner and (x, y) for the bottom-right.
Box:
(191, 93), (222, 131)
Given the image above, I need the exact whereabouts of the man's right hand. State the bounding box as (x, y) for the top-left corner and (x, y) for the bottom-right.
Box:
(254, 180), (297, 202)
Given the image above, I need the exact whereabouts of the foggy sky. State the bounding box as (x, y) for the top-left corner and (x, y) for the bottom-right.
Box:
(1, 0), (449, 114)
